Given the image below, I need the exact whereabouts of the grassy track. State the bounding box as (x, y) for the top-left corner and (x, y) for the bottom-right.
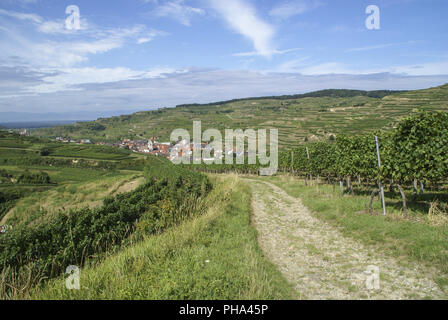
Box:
(245, 178), (446, 299)
(260, 175), (448, 289)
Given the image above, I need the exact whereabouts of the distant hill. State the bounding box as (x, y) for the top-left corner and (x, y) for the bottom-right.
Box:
(0, 109), (152, 123)
(176, 89), (406, 108)
(0, 121), (83, 129)
(33, 84), (448, 149)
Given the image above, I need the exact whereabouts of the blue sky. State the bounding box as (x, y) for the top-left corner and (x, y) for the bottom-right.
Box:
(0, 0), (447, 120)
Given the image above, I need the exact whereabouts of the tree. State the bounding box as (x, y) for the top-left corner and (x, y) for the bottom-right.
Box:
(40, 147), (50, 156)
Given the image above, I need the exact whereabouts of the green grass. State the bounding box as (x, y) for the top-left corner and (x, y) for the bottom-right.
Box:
(260, 175), (448, 276)
(45, 144), (133, 161)
(0, 165), (124, 184)
(1, 174), (144, 225)
(29, 175), (294, 300)
(0, 134), (135, 162)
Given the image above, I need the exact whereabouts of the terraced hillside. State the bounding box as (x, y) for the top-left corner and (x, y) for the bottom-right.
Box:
(34, 84), (448, 149)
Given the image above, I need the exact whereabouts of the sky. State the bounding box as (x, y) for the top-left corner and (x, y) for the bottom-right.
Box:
(0, 0), (447, 120)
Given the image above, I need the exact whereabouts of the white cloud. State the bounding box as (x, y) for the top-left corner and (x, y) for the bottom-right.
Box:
(26, 67), (183, 94)
(298, 62), (355, 75)
(1, 34), (128, 68)
(210, 0), (275, 58)
(137, 29), (169, 44)
(153, 0), (205, 26)
(2, 68), (448, 115)
(0, 8), (42, 23)
(275, 56), (311, 72)
(37, 17), (89, 34)
(275, 59), (448, 76)
(233, 48), (301, 57)
(269, 0), (323, 20)
(0, 17), (165, 68)
(137, 38), (151, 44)
(346, 41), (416, 53)
(0, 8), (89, 35)
(391, 61), (448, 76)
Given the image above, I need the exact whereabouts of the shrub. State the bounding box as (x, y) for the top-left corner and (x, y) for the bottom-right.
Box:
(17, 171), (51, 185)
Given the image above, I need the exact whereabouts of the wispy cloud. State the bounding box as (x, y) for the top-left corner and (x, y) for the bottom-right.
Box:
(26, 67), (184, 94)
(2, 68), (448, 116)
(275, 56), (311, 72)
(152, 0), (205, 26)
(137, 29), (169, 44)
(275, 58), (448, 76)
(0, 9), (167, 68)
(269, 0), (323, 20)
(210, 0), (275, 58)
(0, 8), (42, 23)
(346, 41), (416, 53)
(37, 18), (89, 34)
(390, 61), (448, 76)
(233, 47), (301, 57)
(0, 24), (149, 68)
(2, 0), (38, 8)
(0, 8), (89, 35)
(298, 62), (354, 75)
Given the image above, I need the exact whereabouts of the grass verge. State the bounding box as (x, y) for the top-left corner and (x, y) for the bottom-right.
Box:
(28, 175), (293, 300)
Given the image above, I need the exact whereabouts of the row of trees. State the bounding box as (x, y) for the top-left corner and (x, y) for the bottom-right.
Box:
(0, 169), (51, 185)
(16, 171), (51, 185)
(279, 111), (448, 185)
(282, 111), (448, 213)
(190, 111), (448, 211)
(1, 155), (119, 170)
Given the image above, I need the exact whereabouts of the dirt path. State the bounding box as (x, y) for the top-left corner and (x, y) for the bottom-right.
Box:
(246, 178), (447, 300)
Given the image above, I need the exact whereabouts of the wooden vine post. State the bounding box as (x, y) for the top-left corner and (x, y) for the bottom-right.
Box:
(306, 146), (311, 186)
(291, 151), (294, 176)
(375, 136), (387, 216)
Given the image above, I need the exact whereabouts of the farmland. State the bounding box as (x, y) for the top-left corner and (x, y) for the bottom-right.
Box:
(33, 84), (448, 148)
(0, 132), (146, 223)
(1, 84), (448, 300)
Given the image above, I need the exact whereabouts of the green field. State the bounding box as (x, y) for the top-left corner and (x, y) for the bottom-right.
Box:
(0, 135), (136, 161)
(0, 132), (147, 225)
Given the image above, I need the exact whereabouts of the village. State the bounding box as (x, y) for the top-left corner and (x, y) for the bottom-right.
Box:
(52, 136), (245, 162)
(55, 135), (175, 157)
(12, 127), (248, 162)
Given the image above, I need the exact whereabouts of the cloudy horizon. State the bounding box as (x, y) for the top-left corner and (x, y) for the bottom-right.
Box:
(1, 0), (447, 121)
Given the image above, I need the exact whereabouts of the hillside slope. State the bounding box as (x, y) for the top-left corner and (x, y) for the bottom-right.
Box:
(28, 176), (294, 300)
(34, 84), (448, 148)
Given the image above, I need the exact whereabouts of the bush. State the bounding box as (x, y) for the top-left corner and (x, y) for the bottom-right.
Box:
(40, 148), (50, 156)
(17, 171), (51, 185)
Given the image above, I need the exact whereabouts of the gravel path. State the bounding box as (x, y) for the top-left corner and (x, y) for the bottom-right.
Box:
(246, 178), (447, 300)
